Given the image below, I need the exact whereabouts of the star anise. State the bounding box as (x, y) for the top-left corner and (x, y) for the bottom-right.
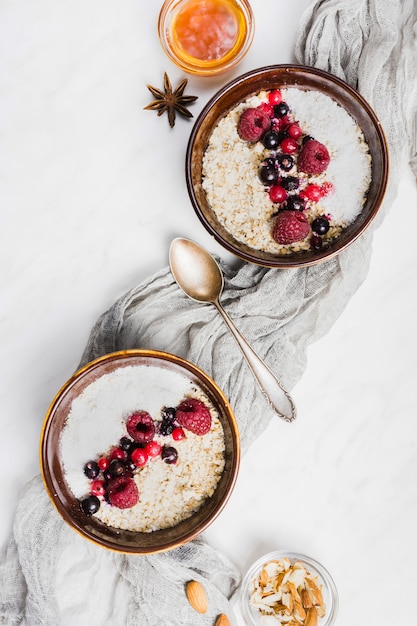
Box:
(144, 72), (198, 128)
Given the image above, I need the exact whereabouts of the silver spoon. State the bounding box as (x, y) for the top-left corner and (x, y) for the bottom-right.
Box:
(169, 237), (296, 422)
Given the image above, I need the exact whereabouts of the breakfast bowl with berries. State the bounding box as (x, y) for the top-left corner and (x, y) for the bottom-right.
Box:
(186, 64), (389, 268)
(40, 349), (240, 554)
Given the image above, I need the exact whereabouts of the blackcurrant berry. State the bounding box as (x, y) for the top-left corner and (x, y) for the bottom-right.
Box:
(281, 176), (299, 191)
(80, 495), (100, 516)
(274, 102), (289, 118)
(161, 446), (178, 465)
(286, 195), (305, 212)
(83, 461), (100, 479)
(262, 130), (280, 150)
(277, 154), (294, 172)
(312, 216), (330, 235)
(259, 165), (279, 186)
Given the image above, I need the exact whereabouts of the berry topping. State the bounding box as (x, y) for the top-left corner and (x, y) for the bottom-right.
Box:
(108, 459), (126, 478)
(268, 89), (283, 106)
(257, 102), (274, 118)
(259, 165), (279, 186)
(277, 154), (294, 171)
(287, 123), (302, 139)
(110, 446), (125, 460)
(175, 398), (212, 436)
(280, 137), (298, 154)
(281, 176), (299, 191)
(311, 216), (330, 235)
(298, 139), (330, 175)
(172, 427), (186, 441)
(237, 108), (271, 142)
(80, 495), (100, 516)
(98, 457), (110, 471)
(272, 210), (310, 244)
(158, 419), (176, 436)
(130, 447), (148, 467)
(107, 475), (139, 509)
(285, 195), (305, 212)
(91, 479), (106, 497)
(263, 156), (279, 169)
(301, 184), (324, 202)
(126, 411), (155, 444)
(302, 134), (314, 145)
(269, 185), (287, 204)
(311, 233), (323, 250)
(161, 406), (176, 421)
(262, 130), (280, 150)
(83, 461), (100, 479)
(119, 436), (133, 452)
(161, 446), (178, 464)
(321, 181), (335, 196)
(274, 102), (289, 118)
(145, 440), (162, 457)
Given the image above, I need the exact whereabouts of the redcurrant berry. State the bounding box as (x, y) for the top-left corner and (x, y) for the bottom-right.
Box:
(145, 440), (162, 457)
(268, 89), (283, 106)
(269, 185), (287, 203)
(280, 137), (298, 154)
(172, 427), (186, 441)
(130, 448), (148, 467)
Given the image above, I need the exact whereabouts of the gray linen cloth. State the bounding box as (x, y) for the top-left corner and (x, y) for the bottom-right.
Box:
(1, 1), (416, 624)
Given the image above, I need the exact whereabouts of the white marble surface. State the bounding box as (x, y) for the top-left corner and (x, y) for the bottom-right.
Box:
(1, 1), (416, 624)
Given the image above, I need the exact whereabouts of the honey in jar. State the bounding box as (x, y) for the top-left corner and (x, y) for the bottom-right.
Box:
(158, 0), (254, 76)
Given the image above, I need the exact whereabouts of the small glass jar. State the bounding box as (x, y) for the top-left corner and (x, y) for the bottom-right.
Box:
(240, 551), (339, 625)
(158, 0), (255, 77)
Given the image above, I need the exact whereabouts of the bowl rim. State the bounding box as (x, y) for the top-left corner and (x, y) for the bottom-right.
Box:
(239, 549), (339, 625)
(186, 63), (389, 268)
(40, 348), (240, 554)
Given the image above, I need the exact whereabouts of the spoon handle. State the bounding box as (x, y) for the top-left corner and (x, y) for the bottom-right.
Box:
(214, 301), (296, 422)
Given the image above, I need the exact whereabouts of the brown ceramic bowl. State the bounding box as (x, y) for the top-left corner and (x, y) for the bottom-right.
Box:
(40, 349), (240, 554)
(186, 64), (389, 268)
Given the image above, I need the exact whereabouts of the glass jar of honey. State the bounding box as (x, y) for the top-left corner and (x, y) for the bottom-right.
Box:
(158, 0), (255, 76)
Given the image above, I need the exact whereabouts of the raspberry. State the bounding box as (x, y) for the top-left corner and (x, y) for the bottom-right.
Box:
(257, 102), (274, 118)
(272, 210), (310, 244)
(107, 475), (139, 509)
(237, 107), (271, 142)
(298, 139), (330, 175)
(126, 411), (155, 444)
(175, 398), (212, 436)
(321, 181), (335, 196)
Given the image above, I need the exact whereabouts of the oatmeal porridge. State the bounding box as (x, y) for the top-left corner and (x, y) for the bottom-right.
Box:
(202, 87), (372, 254)
(60, 364), (225, 532)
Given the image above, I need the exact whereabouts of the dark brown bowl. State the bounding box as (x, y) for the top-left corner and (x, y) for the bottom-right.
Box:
(40, 350), (240, 554)
(186, 64), (389, 268)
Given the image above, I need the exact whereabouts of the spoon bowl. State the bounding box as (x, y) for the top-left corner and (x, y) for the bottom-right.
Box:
(169, 237), (296, 422)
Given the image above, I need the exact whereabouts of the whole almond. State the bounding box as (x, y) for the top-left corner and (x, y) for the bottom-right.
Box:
(185, 580), (208, 614)
(215, 614), (231, 626)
